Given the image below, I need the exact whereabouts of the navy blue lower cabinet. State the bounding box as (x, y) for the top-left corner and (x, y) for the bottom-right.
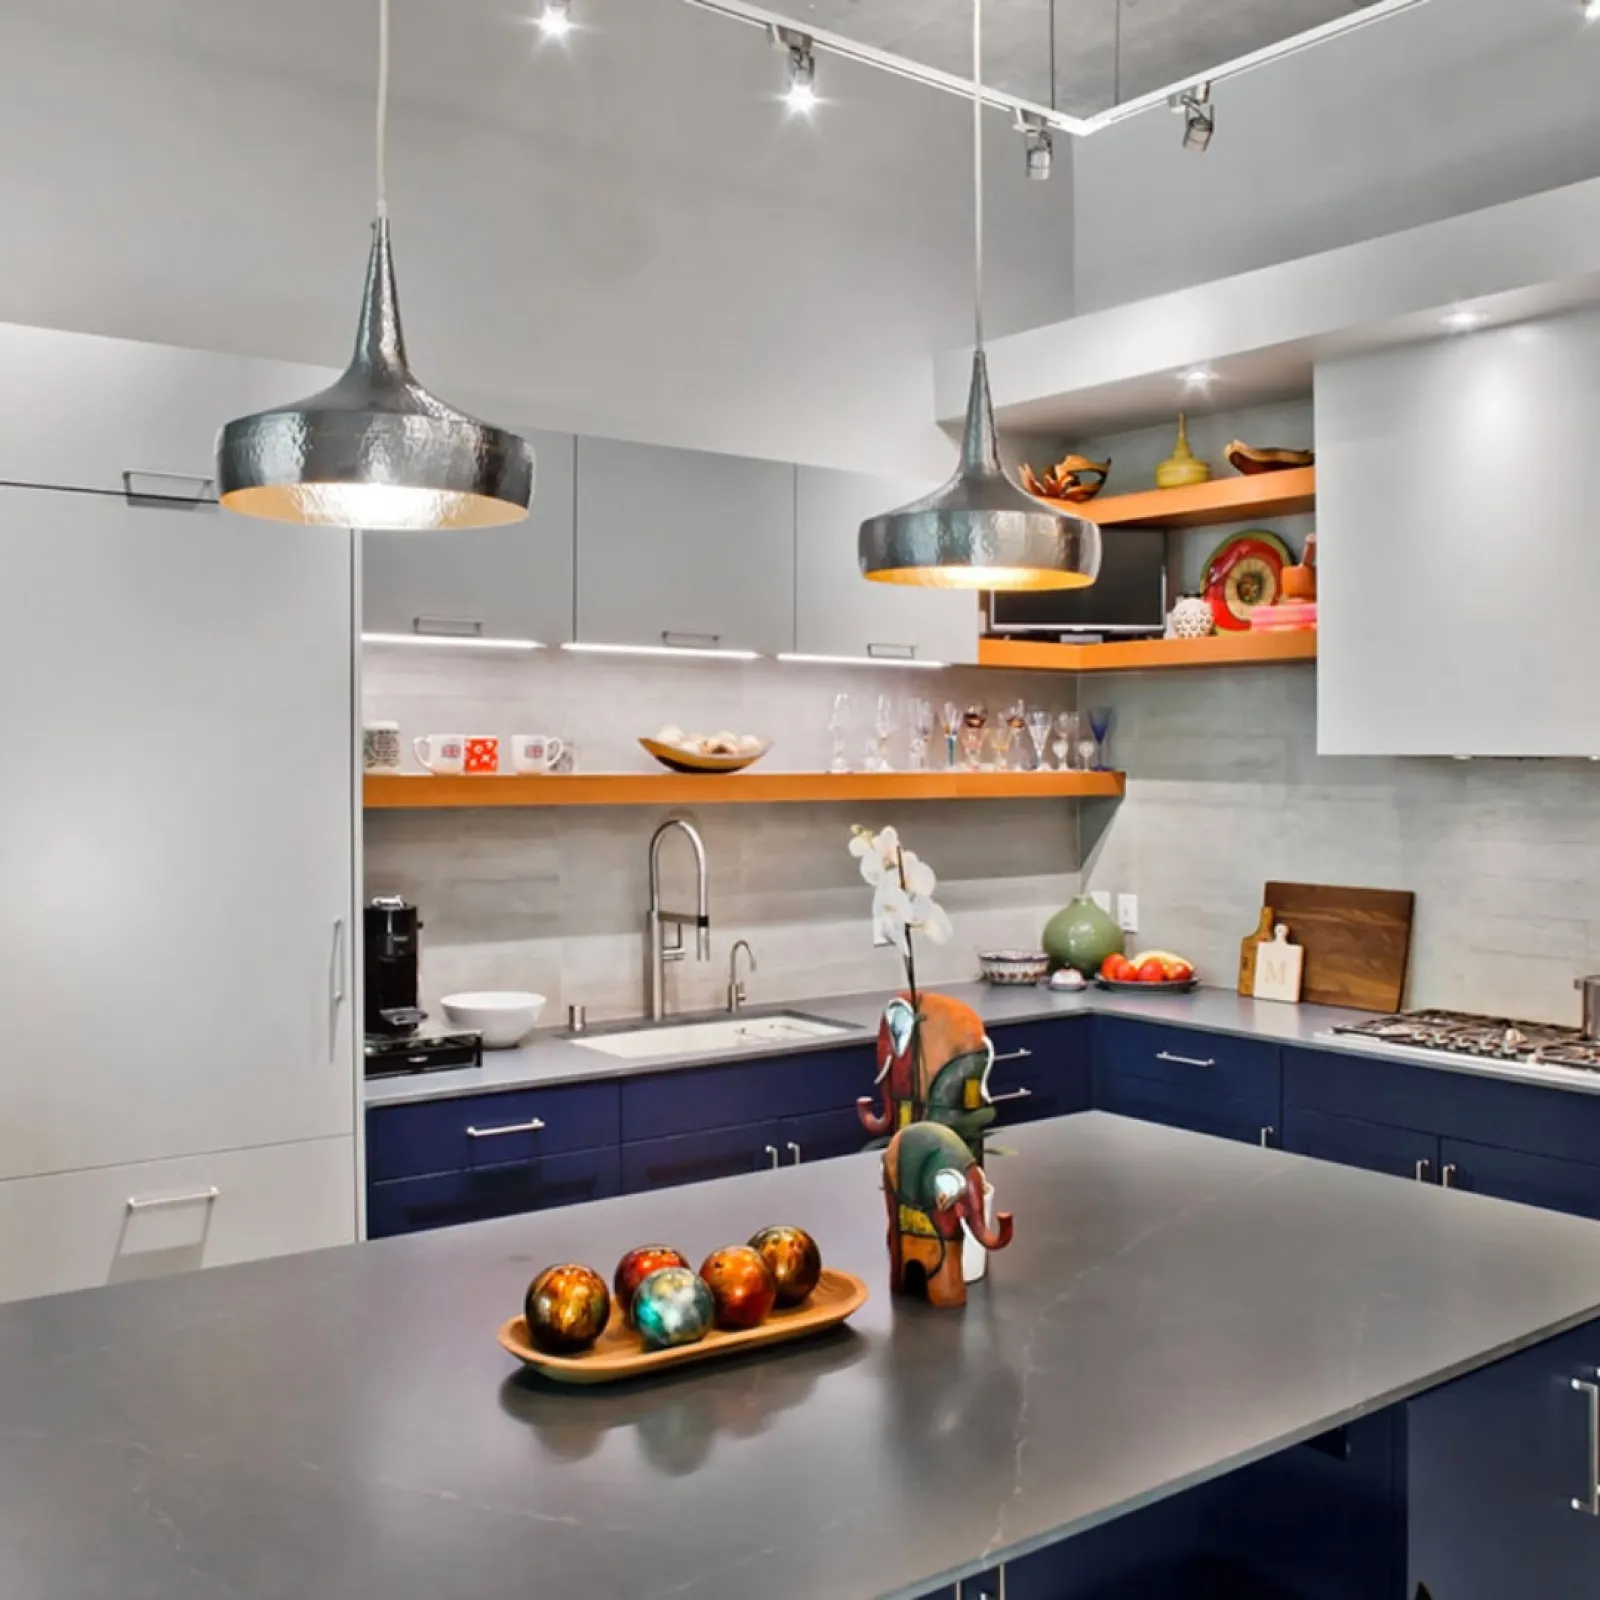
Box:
(778, 1105), (872, 1166)
(1438, 1138), (1600, 1221)
(1407, 1319), (1600, 1598)
(1283, 1107), (1440, 1183)
(367, 1148), (622, 1238)
(620, 1121), (782, 1193)
(987, 1018), (1092, 1126)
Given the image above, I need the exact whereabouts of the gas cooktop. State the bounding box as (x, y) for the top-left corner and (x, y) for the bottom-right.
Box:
(1330, 1009), (1600, 1072)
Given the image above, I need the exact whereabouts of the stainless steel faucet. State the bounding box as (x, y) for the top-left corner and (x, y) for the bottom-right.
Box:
(727, 940), (757, 1013)
(647, 818), (711, 1021)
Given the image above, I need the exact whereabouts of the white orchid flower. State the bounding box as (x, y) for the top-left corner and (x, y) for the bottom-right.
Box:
(849, 825), (900, 888)
(851, 824), (952, 974)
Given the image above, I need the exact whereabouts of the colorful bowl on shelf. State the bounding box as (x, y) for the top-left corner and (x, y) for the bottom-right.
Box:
(978, 951), (1051, 986)
(639, 735), (772, 775)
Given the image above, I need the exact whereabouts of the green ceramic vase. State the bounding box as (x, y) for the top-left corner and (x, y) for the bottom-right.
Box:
(1042, 895), (1125, 975)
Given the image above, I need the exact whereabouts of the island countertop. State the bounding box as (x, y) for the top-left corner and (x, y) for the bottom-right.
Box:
(7, 1114), (1600, 1600)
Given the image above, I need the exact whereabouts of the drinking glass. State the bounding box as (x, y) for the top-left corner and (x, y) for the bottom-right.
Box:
(1052, 710), (1076, 771)
(828, 692), (851, 773)
(1025, 708), (1052, 772)
(940, 702), (962, 770)
(874, 694), (900, 772)
(1087, 705), (1114, 771)
(959, 705), (989, 770)
(990, 703), (1019, 771)
(907, 698), (935, 771)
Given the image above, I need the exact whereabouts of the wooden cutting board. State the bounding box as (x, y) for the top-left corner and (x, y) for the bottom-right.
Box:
(1261, 882), (1415, 1013)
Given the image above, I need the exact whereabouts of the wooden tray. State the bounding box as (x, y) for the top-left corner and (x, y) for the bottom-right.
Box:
(498, 1268), (869, 1386)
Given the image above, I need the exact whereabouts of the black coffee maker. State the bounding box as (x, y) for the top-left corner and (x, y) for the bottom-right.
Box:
(364, 896), (426, 1037)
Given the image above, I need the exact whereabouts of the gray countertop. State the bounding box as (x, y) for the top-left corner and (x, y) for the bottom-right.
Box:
(367, 981), (1600, 1106)
(6, 1114), (1600, 1600)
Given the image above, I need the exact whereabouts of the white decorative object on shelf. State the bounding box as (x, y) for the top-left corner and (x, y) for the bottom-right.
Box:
(1166, 595), (1214, 640)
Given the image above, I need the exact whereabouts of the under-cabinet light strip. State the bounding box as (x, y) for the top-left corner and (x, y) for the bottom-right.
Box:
(775, 653), (946, 669)
(560, 642), (761, 662)
(361, 632), (544, 651)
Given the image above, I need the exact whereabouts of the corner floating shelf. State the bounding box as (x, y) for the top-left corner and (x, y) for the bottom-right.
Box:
(979, 631), (1317, 674)
(364, 771), (1126, 810)
(1063, 467), (1316, 529)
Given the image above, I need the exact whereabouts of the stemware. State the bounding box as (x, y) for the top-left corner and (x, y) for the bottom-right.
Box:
(828, 692), (852, 774)
(874, 694), (900, 773)
(1052, 710), (1076, 771)
(1025, 708), (1052, 772)
(990, 700), (1021, 771)
(907, 698), (936, 772)
(959, 705), (989, 770)
(1087, 705), (1114, 771)
(939, 702), (962, 770)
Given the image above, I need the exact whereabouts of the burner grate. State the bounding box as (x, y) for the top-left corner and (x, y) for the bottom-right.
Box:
(1331, 1010), (1600, 1072)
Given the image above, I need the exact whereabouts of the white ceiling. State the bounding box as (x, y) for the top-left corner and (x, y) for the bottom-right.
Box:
(771, 0), (1380, 117)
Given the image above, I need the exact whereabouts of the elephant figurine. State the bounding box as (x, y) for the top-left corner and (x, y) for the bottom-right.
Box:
(882, 1121), (1014, 1309)
(857, 992), (997, 1159)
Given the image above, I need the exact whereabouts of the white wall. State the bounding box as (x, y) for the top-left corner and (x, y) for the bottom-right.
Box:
(1073, 0), (1600, 313)
(0, 0), (1071, 478)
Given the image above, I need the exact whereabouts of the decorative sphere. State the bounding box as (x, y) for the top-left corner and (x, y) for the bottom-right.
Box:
(747, 1225), (823, 1307)
(613, 1244), (691, 1325)
(524, 1263), (611, 1355)
(698, 1245), (779, 1329)
(632, 1266), (714, 1350)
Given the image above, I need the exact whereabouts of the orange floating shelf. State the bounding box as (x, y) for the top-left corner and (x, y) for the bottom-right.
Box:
(1057, 467), (1316, 529)
(364, 770), (1127, 810)
(979, 630), (1317, 674)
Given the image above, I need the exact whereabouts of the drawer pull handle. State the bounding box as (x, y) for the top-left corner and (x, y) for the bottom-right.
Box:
(1415, 1158), (1432, 1183)
(866, 642), (917, 660)
(764, 1144), (780, 1169)
(662, 630), (721, 649)
(992, 1048), (1033, 1064)
(786, 1141), (802, 1164)
(413, 616), (483, 638)
(466, 1119), (546, 1139)
(1441, 1163), (1458, 1189)
(990, 1088), (1034, 1104)
(1259, 1126), (1275, 1148)
(1155, 1050), (1216, 1068)
(121, 468), (217, 504)
(1572, 1378), (1600, 1515)
(126, 1186), (221, 1213)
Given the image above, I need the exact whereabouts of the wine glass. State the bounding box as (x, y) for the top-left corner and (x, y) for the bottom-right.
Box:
(1087, 705), (1114, 771)
(939, 702), (962, 770)
(828, 692), (851, 773)
(1025, 708), (1052, 772)
(1052, 710), (1076, 771)
(874, 694), (900, 773)
(990, 707), (1018, 771)
(959, 705), (988, 770)
(907, 698), (935, 771)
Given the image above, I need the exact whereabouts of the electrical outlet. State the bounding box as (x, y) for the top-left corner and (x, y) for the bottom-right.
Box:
(1090, 890), (1112, 915)
(1117, 893), (1139, 934)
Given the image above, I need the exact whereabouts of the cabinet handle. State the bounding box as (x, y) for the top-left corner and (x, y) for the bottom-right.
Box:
(1441, 1163), (1458, 1189)
(786, 1141), (802, 1165)
(990, 1088), (1034, 1104)
(121, 468), (216, 504)
(330, 918), (346, 1005)
(992, 1048), (1034, 1064)
(1155, 1050), (1215, 1068)
(126, 1186), (220, 1213)
(413, 616), (483, 638)
(1573, 1378), (1600, 1516)
(1259, 1126), (1275, 1148)
(1414, 1158), (1432, 1183)
(662, 630), (721, 649)
(866, 642), (917, 660)
(764, 1144), (780, 1169)
(466, 1119), (546, 1139)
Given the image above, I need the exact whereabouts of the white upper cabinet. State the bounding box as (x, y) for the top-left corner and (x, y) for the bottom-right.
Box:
(0, 486), (356, 1181)
(794, 467), (977, 665)
(363, 429), (576, 645)
(574, 438), (796, 654)
(1316, 307), (1600, 757)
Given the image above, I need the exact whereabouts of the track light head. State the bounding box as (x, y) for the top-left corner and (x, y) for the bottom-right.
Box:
(1169, 82), (1214, 153)
(770, 25), (817, 113)
(537, 0), (573, 37)
(1015, 111), (1054, 180)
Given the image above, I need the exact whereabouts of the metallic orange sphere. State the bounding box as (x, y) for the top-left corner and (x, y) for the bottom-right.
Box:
(747, 1225), (823, 1307)
(613, 1244), (691, 1325)
(698, 1245), (778, 1330)
(524, 1263), (611, 1354)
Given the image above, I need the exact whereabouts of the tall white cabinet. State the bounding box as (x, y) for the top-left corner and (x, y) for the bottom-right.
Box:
(0, 334), (358, 1304)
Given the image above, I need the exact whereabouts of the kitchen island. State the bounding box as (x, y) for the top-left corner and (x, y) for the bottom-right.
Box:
(3, 1114), (1600, 1598)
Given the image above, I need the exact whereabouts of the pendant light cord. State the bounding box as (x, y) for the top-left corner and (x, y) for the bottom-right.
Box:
(966, 0), (979, 353)
(376, 0), (391, 219)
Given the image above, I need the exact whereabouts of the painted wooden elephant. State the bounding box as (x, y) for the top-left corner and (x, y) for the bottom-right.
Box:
(857, 991), (997, 1158)
(882, 1120), (1014, 1309)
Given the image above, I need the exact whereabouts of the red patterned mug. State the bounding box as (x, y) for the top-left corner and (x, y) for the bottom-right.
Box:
(464, 736), (500, 775)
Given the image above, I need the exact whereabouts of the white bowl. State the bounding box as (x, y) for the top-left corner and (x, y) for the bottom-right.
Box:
(440, 991), (547, 1049)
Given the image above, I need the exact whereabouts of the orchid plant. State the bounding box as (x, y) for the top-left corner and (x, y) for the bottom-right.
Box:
(848, 825), (953, 1004)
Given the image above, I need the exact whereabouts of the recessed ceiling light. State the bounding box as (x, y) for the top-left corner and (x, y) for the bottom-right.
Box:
(1441, 307), (1487, 333)
(538, 0), (573, 36)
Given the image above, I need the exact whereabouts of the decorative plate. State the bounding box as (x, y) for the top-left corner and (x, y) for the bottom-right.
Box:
(1094, 976), (1200, 994)
(1203, 534), (1286, 632)
(498, 1267), (869, 1386)
(639, 738), (772, 775)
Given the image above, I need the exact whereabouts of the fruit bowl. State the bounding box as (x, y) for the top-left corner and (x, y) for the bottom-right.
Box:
(440, 991), (546, 1048)
(1094, 975), (1200, 995)
(640, 730), (771, 775)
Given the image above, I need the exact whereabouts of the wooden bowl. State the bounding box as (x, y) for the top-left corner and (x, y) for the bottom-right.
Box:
(639, 738), (772, 775)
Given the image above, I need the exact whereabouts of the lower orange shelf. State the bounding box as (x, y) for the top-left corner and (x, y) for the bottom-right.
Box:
(979, 631), (1316, 674)
(364, 770), (1126, 809)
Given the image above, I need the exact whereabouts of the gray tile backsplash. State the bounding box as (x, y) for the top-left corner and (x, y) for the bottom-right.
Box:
(363, 646), (1081, 1019)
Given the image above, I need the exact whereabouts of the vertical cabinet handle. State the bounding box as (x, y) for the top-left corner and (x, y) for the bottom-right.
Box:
(1571, 1378), (1600, 1516)
(1441, 1163), (1458, 1189)
(786, 1142), (802, 1165)
(1259, 1126), (1275, 1148)
(330, 918), (346, 1005)
(1414, 1158), (1432, 1183)
(764, 1144), (780, 1169)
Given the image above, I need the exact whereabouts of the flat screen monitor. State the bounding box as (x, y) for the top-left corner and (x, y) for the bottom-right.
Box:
(986, 527), (1168, 636)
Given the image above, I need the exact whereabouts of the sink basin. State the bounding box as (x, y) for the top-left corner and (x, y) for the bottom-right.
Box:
(572, 1012), (856, 1060)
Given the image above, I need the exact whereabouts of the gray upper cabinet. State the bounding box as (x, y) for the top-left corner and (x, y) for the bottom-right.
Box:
(575, 438), (795, 654)
(795, 467), (978, 665)
(1316, 305), (1600, 756)
(363, 429), (576, 645)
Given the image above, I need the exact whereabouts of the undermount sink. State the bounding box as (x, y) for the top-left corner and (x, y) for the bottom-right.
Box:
(572, 1011), (856, 1060)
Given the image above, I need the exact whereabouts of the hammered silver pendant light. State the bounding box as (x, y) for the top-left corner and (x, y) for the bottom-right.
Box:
(859, 0), (1098, 590)
(217, 0), (533, 530)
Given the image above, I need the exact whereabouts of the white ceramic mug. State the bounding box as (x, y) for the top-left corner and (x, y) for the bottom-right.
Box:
(511, 734), (565, 775)
(413, 733), (467, 775)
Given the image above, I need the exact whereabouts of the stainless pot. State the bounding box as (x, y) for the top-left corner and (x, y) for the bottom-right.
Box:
(1577, 976), (1600, 1041)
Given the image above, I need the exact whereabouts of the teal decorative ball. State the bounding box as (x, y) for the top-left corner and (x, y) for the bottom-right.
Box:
(1042, 894), (1125, 974)
(632, 1266), (714, 1350)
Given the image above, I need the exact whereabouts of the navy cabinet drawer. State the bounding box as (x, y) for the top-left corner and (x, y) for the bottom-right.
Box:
(367, 1147), (621, 1238)
(1094, 1018), (1280, 1111)
(621, 1122), (780, 1193)
(366, 1080), (621, 1183)
(1440, 1138), (1600, 1221)
(779, 1105), (871, 1166)
(619, 1044), (875, 1142)
(1283, 1108), (1439, 1181)
(1100, 1075), (1272, 1146)
(988, 1018), (1092, 1125)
